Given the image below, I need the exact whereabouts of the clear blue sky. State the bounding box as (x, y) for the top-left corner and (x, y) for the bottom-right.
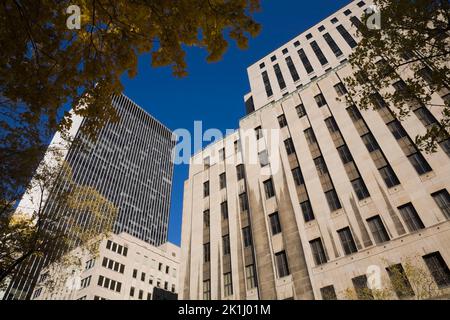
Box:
(121, 0), (351, 245)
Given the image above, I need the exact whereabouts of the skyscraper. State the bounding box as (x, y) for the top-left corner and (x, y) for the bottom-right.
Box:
(180, 0), (450, 300)
(5, 94), (175, 300)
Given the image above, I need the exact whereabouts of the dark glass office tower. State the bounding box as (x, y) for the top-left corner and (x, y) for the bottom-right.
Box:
(4, 94), (175, 300)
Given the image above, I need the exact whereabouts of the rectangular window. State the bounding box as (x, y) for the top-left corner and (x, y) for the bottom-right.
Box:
(352, 275), (374, 300)
(239, 192), (249, 212)
(245, 265), (257, 289)
(379, 165), (400, 188)
(138, 290), (143, 300)
(398, 203), (425, 232)
(224, 273), (233, 296)
(203, 181), (210, 197)
(204, 156), (210, 169)
(314, 156), (328, 176)
(81, 276), (91, 289)
(298, 48), (314, 74)
(130, 286), (135, 297)
(259, 150), (269, 167)
(221, 201), (228, 220)
(304, 128), (317, 145)
(242, 227), (252, 247)
(325, 189), (342, 211)
(414, 107), (437, 127)
(292, 167), (304, 186)
(338, 227), (358, 255)
(263, 179), (275, 199)
(350, 16), (364, 30)
(323, 33), (343, 57)
(203, 280), (211, 300)
(219, 172), (226, 189)
(300, 201), (315, 222)
(337, 145), (353, 164)
(296, 104), (306, 118)
(203, 243), (211, 263)
(432, 189), (450, 219)
(269, 212), (282, 235)
(234, 140), (240, 153)
(320, 285), (337, 300)
(367, 215), (390, 244)
(132, 269), (138, 279)
(361, 133), (380, 152)
(273, 64), (286, 90)
(236, 164), (245, 181)
(351, 177), (370, 200)
(285, 56), (300, 82)
(337, 25), (357, 48)
(255, 126), (263, 140)
(284, 138), (295, 155)
(334, 82), (347, 96)
(408, 152), (432, 175)
(203, 209), (210, 228)
(386, 264), (414, 298)
(310, 41), (328, 65)
(423, 252), (450, 288)
(278, 114), (287, 128)
(275, 251), (290, 278)
(262, 71), (273, 97)
(310, 238), (327, 266)
(219, 148), (225, 161)
(223, 235), (230, 255)
(314, 93), (327, 108)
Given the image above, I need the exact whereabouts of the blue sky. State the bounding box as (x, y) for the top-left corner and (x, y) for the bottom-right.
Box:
(121, 0), (351, 245)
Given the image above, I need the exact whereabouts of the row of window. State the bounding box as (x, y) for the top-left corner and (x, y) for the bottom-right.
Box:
(321, 251), (450, 300)
(97, 275), (122, 293)
(203, 164), (245, 197)
(260, 22), (357, 98)
(102, 257), (125, 274)
(106, 240), (128, 257)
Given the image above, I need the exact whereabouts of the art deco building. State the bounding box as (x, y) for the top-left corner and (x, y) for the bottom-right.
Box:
(5, 94), (176, 300)
(31, 233), (180, 301)
(180, 0), (450, 300)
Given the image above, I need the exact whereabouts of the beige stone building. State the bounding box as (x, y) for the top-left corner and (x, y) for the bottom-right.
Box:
(32, 233), (180, 300)
(180, 0), (450, 300)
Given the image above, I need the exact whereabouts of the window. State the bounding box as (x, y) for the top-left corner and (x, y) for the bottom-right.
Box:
(298, 48), (314, 74)
(234, 140), (241, 153)
(331, 17), (338, 24)
(285, 56), (300, 82)
(351, 178), (370, 200)
(221, 201), (228, 220)
(310, 41), (328, 65)
(219, 148), (225, 161)
(304, 128), (317, 146)
(323, 33), (343, 57)
(223, 235), (230, 255)
(282, 48), (288, 54)
(367, 215), (390, 244)
(398, 203), (425, 232)
(203, 181), (210, 197)
(284, 138), (295, 155)
(352, 275), (373, 300)
(386, 264), (414, 298)
(263, 179), (275, 199)
(203, 209), (210, 228)
(132, 269), (138, 278)
(158, 263), (162, 271)
(325, 116), (340, 134)
(242, 227), (252, 247)
(106, 240), (112, 250)
(138, 290), (143, 300)
(147, 292), (152, 300)
(80, 276), (91, 289)
(337, 145), (353, 164)
(314, 93), (327, 107)
(245, 265), (257, 289)
(262, 71), (273, 97)
(344, 9), (352, 15)
(432, 189), (450, 219)
(275, 251), (290, 278)
(224, 273), (233, 296)
(357, 1), (365, 7)
(203, 280), (211, 300)
(338, 227), (358, 255)
(129, 287), (135, 297)
(379, 165), (400, 188)
(33, 288), (42, 299)
(236, 164), (245, 181)
(310, 238), (327, 265)
(296, 104), (306, 118)
(171, 284), (176, 293)
(270, 55), (277, 62)
(301, 201), (315, 222)
(337, 25), (357, 48)
(325, 189), (342, 211)
(334, 82), (347, 96)
(255, 126), (263, 140)
(347, 104), (363, 121)
(320, 285), (337, 300)
(414, 107), (437, 127)
(239, 192), (249, 212)
(259, 62), (265, 69)
(387, 120), (407, 140)
(350, 16), (364, 30)
(141, 272), (146, 282)
(204, 156), (210, 168)
(314, 156), (328, 176)
(361, 133), (380, 152)
(269, 212), (282, 235)
(219, 173), (226, 189)
(273, 64), (286, 90)
(423, 252), (450, 288)
(318, 25), (325, 32)
(278, 114), (287, 128)
(306, 33), (312, 40)
(85, 259), (95, 270)
(164, 282), (168, 290)
(294, 40), (300, 47)
(408, 152), (432, 175)
(292, 167), (304, 186)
